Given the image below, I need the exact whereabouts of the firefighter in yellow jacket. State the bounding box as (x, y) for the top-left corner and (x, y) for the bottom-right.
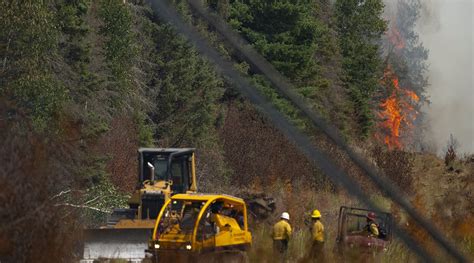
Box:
(366, 212), (379, 237)
(308, 209), (324, 261)
(272, 212), (292, 257)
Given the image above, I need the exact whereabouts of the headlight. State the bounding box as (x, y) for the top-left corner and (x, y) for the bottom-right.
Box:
(154, 244), (160, 249)
(186, 244), (192, 250)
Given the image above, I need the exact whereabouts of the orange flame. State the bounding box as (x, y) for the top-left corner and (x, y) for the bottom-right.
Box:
(405, 90), (420, 102)
(377, 66), (419, 149)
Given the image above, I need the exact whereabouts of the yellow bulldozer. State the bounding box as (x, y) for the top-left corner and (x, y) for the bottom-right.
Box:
(81, 148), (198, 263)
(147, 193), (252, 263)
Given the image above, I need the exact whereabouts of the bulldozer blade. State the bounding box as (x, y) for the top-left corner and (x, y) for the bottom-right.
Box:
(81, 228), (152, 263)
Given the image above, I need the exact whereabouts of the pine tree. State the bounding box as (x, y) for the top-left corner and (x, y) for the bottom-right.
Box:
(0, 1), (66, 131)
(228, 0), (331, 85)
(335, 0), (387, 137)
(149, 25), (224, 147)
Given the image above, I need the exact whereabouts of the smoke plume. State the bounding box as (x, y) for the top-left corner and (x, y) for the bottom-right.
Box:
(417, 0), (473, 154)
(383, 0), (473, 154)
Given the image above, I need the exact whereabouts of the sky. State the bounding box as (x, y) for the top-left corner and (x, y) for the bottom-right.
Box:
(417, 0), (473, 154)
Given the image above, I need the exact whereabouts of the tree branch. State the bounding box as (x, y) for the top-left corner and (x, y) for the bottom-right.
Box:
(50, 189), (72, 200)
(84, 195), (100, 205)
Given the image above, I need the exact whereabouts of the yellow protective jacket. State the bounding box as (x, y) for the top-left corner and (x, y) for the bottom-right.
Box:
(211, 213), (240, 231)
(273, 220), (292, 241)
(369, 222), (379, 237)
(311, 220), (324, 242)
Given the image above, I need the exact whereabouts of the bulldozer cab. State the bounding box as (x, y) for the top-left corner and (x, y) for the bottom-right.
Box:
(82, 148), (199, 263)
(138, 148), (197, 193)
(150, 194), (252, 258)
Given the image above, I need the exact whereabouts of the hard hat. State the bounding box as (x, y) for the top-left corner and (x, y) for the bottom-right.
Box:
(367, 212), (376, 221)
(311, 209), (321, 218)
(281, 212), (290, 220)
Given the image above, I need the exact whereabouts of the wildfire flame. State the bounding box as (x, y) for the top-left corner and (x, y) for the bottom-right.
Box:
(377, 14), (420, 150)
(378, 66), (419, 149)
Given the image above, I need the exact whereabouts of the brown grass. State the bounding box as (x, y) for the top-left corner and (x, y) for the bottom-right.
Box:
(371, 145), (415, 194)
(246, 187), (420, 263)
(218, 102), (318, 188)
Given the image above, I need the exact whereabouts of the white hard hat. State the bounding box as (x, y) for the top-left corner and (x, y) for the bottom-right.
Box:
(281, 212), (290, 220)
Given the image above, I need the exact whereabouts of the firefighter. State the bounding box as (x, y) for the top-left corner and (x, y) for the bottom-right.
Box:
(307, 209), (324, 261)
(272, 212), (292, 258)
(210, 201), (225, 233)
(366, 212), (379, 237)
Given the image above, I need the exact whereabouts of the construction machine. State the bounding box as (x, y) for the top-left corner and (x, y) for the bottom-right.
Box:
(147, 193), (252, 263)
(81, 148), (198, 263)
(238, 191), (276, 222)
(335, 206), (393, 258)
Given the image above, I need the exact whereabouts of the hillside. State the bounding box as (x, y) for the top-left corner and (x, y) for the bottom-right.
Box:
(0, 0), (471, 262)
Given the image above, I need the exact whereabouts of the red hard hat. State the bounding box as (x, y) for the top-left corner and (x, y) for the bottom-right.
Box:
(367, 212), (376, 220)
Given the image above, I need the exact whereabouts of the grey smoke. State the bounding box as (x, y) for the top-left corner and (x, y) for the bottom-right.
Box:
(384, 0), (473, 154)
(417, 0), (473, 154)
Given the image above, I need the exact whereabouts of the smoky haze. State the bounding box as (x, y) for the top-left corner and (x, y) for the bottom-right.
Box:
(417, 0), (473, 154)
